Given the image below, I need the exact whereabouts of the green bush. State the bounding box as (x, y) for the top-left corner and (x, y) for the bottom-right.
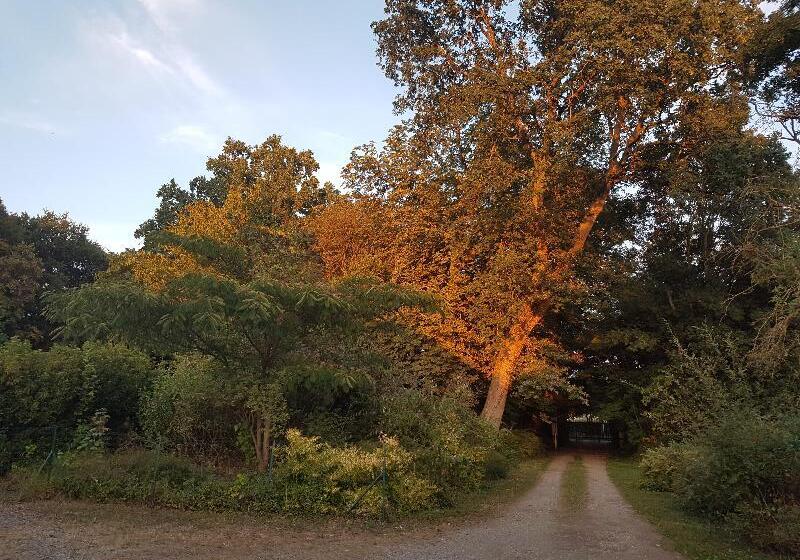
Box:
(8, 448), (273, 512)
(0, 339), (153, 471)
(678, 410), (799, 519)
(274, 429), (437, 515)
(502, 430), (544, 460)
(732, 500), (800, 555)
(139, 355), (241, 463)
(380, 390), (529, 500)
(484, 450), (511, 480)
(13, 431), (439, 516)
(640, 409), (800, 555)
(640, 443), (701, 492)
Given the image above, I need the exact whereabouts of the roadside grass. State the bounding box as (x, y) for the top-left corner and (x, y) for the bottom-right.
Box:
(559, 455), (587, 513)
(410, 456), (551, 525)
(1, 455), (552, 531)
(607, 458), (790, 560)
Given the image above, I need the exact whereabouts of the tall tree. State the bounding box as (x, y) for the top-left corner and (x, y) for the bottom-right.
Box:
(747, 0), (799, 145)
(0, 199), (107, 344)
(577, 129), (797, 443)
(119, 136), (334, 289)
(315, 0), (759, 426)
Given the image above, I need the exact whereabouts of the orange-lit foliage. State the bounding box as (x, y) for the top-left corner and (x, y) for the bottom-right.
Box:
(113, 136), (329, 290)
(308, 199), (397, 280)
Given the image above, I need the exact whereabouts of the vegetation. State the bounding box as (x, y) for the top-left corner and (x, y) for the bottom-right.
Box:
(639, 411), (800, 555)
(0, 201), (106, 346)
(1, 0), (798, 552)
(608, 458), (789, 560)
(559, 456), (587, 513)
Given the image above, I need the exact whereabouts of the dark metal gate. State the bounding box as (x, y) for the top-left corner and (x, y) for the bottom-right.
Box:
(566, 421), (613, 446)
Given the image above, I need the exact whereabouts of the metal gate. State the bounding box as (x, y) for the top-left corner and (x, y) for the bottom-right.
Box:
(566, 421), (613, 445)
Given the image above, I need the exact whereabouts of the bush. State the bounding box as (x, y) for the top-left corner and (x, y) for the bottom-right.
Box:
(274, 429), (437, 515)
(0, 339), (153, 471)
(139, 355), (241, 463)
(484, 450), (511, 480)
(380, 389), (530, 500)
(502, 430), (544, 460)
(640, 409), (800, 555)
(678, 410), (799, 519)
(11, 431), (439, 517)
(732, 500), (800, 555)
(640, 443), (700, 492)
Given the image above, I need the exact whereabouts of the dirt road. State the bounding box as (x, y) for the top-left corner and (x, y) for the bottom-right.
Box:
(0, 453), (682, 560)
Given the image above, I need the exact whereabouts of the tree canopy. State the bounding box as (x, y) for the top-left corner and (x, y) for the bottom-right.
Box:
(313, 0), (761, 426)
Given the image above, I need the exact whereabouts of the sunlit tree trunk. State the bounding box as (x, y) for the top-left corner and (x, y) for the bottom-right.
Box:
(481, 175), (616, 427)
(481, 302), (546, 427)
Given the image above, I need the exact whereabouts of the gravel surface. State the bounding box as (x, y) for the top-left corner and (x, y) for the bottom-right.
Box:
(385, 453), (682, 560)
(0, 453), (683, 560)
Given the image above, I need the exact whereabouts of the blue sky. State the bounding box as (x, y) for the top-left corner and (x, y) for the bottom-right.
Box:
(0, 0), (399, 251)
(1, 2), (792, 252)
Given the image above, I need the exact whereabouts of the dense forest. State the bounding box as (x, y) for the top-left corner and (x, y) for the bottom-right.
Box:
(2, 0), (798, 555)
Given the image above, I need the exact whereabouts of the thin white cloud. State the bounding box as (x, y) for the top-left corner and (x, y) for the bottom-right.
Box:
(102, 25), (173, 74)
(169, 49), (224, 97)
(0, 110), (65, 135)
(160, 124), (219, 153)
(135, 0), (223, 96)
(84, 6), (224, 99)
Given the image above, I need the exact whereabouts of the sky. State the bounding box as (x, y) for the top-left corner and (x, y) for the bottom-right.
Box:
(0, 0), (399, 251)
(0, 2), (791, 252)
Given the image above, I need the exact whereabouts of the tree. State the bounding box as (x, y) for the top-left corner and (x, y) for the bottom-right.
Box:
(0, 240), (41, 342)
(47, 274), (432, 469)
(20, 211), (107, 291)
(134, 177), (226, 249)
(315, 0), (760, 426)
(51, 133), (433, 469)
(747, 0), (799, 145)
(0, 199), (106, 344)
(120, 136), (335, 289)
(577, 128), (798, 444)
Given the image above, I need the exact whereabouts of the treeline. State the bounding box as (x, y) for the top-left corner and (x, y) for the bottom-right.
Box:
(1, 0), (798, 554)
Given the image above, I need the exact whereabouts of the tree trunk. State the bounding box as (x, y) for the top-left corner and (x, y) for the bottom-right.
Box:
(480, 301), (548, 427)
(480, 333), (528, 428)
(250, 415), (272, 472)
(480, 175), (617, 427)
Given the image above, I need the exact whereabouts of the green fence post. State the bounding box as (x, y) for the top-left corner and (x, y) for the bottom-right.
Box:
(267, 442), (275, 480)
(37, 426), (57, 479)
(47, 426), (56, 479)
(382, 453), (389, 521)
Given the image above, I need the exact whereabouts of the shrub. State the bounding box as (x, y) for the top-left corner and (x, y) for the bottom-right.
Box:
(72, 409), (111, 452)
(640, 443), (700, 492)
(281, 363), (378, 444)
(678, 409), (800, 519)
(731, 500), (800, 555)
(502, 430), (544, 460)
(12, 431), (438, 517)
(0, 339), (153, 471)
(639, 409), (800, 555)
(381, 389), (524, 500)
(274, 429), (437, 515)
(139, 355), (241, 463)
(484, 450), (511, 480)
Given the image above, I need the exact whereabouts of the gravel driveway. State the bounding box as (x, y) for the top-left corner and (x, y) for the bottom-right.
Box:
(0, 453), (682, 560)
